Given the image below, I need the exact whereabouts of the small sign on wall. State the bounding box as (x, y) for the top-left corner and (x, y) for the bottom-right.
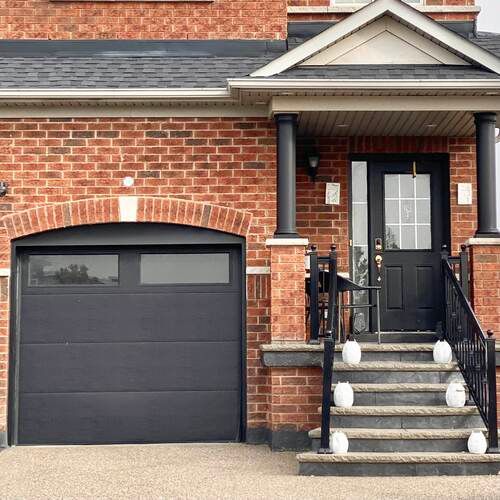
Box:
(457, 183), (472, 205)
(326, 182), (340, 205)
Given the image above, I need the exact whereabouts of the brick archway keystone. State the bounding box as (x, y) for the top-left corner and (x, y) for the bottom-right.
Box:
(0, 197), (252, 240)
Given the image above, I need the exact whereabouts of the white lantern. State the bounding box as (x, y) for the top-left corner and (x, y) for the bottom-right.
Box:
(445, 383), (466, 408)
(433, 340), (452, 364)
(330, 431), (349, 454)
(467, 431), (487, 454)
(334, 382), (354, 408)
(342, 339), (361, 364)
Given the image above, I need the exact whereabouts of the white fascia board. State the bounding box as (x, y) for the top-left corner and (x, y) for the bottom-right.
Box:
(251, 0), (500, 77)
(0, 88), (231, 100)
(229, 78), (500, 91)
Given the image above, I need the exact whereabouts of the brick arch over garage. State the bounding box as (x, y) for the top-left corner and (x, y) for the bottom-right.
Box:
(0, 197), (253, 241)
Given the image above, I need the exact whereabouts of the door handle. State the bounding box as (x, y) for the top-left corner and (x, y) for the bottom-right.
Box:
(374, 254), (383, 283)
(374, 237), (383, 283)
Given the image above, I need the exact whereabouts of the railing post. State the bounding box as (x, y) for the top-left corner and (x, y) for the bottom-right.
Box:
(485, 330), (499, 452)
(318, 333), (334, 454)
(440, 245), (450, 334)
(326, 245), (338, 335)
(309, 245), (320, 345)
(460, 244), (469, 300)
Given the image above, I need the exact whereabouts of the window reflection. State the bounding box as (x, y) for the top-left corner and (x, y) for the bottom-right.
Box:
(29, 255), (119, 286)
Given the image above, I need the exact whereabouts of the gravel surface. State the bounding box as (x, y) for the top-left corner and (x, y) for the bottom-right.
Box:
(0, 443), (498, 499)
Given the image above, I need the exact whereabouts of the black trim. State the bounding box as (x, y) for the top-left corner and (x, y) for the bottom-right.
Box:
(246, 427), (310, 451)
(8, 223), (247, 446)
(0, 40), (286, 58)
(287, 20), (476, 43)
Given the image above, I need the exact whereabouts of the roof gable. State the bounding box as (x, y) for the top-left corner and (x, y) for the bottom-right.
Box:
(251, 0), (500, 77)
(301, 17), (468, 66)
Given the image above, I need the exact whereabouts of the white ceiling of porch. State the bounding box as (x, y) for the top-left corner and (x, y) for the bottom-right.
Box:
(297, 110), (474, 137)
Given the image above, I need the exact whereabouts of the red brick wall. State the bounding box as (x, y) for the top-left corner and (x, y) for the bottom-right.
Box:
(269, 244), (307, 342)
(288, 0), (478, 22)
(0, 0), (287, 40)
(247, 273), (271, 433)
(269, 367), (322, 433)
(470, 244), (500, 334)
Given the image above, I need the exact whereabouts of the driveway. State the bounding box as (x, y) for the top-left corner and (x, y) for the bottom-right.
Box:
(0, 444), (498, 499)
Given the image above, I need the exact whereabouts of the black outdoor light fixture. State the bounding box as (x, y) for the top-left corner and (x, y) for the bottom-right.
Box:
(307, 151), (320, 181)
(0, 182), (8, 197)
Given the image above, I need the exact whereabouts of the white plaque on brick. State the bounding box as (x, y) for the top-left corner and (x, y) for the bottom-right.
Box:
(457, 183), (472, 205)
(325, 182), (340, 205)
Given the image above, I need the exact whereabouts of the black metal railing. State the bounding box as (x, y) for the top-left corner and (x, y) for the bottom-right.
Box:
(442, 246), (498, 452)
(446, 244), (470, 299)
(306, 245), (338, 344)
(316, 246), (337, 454)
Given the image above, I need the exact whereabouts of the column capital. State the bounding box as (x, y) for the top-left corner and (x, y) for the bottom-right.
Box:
(474, 112), (497, 124)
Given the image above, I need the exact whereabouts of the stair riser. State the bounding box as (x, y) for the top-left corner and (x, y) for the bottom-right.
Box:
(333, 371), (462, 384)
(298, 462), (500, 476)
(335, 392), (457, 406)
(333, 352), (435, 362)
(330, 415), (484, 429)
(310, 438), (469, 453)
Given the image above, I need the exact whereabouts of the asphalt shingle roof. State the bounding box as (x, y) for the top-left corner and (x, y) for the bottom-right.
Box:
(0, 55), (277, 89)
(0, 30), (498, 89)
(470, 32), (500, 58)
(271, 65), (500, 80)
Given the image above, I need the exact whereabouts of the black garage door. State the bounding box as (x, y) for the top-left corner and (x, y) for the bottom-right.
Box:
(15, 230), (242, 445)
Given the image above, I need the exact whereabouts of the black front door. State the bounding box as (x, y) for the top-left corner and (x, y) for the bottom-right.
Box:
(368, 156), (449, 331)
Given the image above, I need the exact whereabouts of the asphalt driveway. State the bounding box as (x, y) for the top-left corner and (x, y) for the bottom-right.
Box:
(0, 443), (498, 499)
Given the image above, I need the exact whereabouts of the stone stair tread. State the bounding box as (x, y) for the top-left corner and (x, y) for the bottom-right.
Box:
(332, 361), (458, 371)
(331, 383), (464, 392)
(260, 343), (435, 353)
(323, 405), (479, 416)
(296, 452), (500, 464)
(308, 428), (487, 439)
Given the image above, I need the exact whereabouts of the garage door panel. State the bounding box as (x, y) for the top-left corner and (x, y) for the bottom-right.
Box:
(17, 239), (243, 445)
(20, 292), (241, 344)
(19, 390), (240, 445)
(20, 341), (240, 393)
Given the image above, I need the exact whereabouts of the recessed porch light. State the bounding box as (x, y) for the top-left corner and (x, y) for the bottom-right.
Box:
(426, 124), (438, 128)
(485, 92), (498, 95)
(336, 124), (349, 128)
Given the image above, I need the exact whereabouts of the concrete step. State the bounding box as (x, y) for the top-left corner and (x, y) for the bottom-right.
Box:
(331, 383), (467, 406)
(333, 343), (435, 362)
(356, 332), (438, 343)
(324, 405), (483, 429)
(332, 362), (462, 384)
(297, 451), (500, 476)
(309, 428), (486, 453)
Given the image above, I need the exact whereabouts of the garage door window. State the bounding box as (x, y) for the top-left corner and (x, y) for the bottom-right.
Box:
(140, 253), (230, 284)
(28, 255), (119, 286)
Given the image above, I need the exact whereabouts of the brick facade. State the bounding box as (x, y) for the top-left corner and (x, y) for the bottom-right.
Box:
(0, 0), (287, 40)
(0, 119), (483, 440)
(288, 0), (479, 22)
(469, 243), (500, 334)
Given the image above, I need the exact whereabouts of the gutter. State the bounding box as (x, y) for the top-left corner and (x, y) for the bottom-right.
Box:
(0, 88), (232, 101)
(228, 79), (500, 91)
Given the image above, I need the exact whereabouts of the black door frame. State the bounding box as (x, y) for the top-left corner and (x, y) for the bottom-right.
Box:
(349, 153), (451, 332)
(8, 223), (247, 446)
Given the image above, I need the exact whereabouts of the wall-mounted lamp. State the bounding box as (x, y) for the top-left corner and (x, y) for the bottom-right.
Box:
(0, 182), (8, 197)
(307, 152), (320, 182)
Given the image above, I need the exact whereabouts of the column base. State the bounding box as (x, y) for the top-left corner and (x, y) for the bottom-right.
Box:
(273, 231), (301, 239)
(474, 230), (500, 238)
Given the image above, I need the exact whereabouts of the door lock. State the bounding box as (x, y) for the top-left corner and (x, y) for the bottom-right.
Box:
(374, 254), (383, 283)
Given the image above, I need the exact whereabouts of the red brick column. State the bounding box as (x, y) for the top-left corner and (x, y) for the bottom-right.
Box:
(266, 238), (308, 342)
(469, 239), (500, 334)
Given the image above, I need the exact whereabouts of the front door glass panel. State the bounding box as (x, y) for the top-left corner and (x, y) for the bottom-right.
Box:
(384, 173), (431, 250)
